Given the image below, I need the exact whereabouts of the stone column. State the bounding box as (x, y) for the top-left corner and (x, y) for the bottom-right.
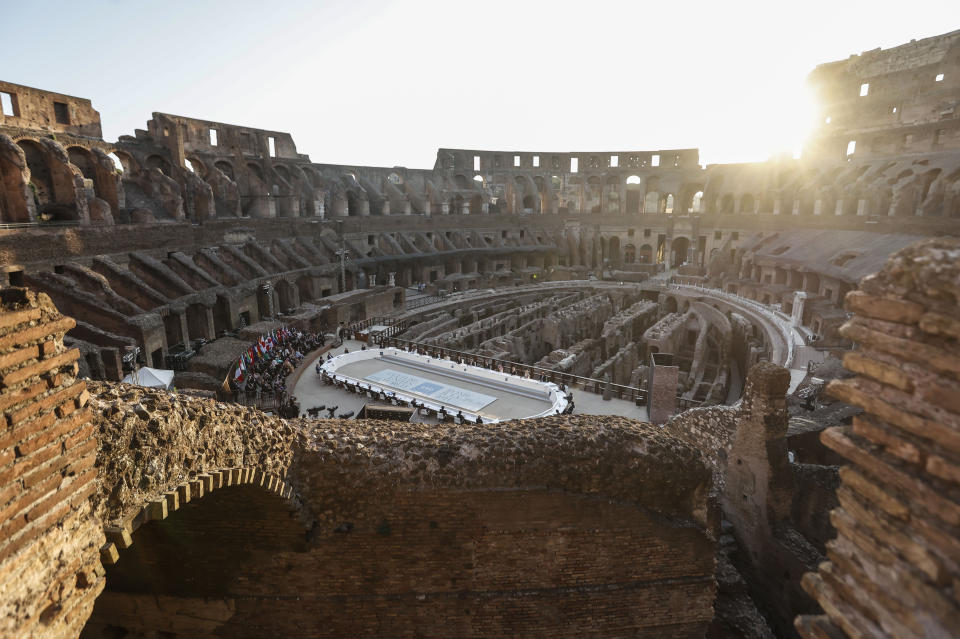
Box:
(791, 291), (807, 327)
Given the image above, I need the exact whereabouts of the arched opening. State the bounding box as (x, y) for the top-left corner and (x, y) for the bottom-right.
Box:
(608, 236), (621, 267)
(185, 303), (212, 341)
(244, 164), (271, 217)
(214, 160), (236, 181)
(638, 243), (653, 264)
(522, 195), (536, 212)
(144, 154), (173, 176)
(720, 194), (734, 214)
(256, 283), (273, 318)
(623, 243), (636, 264)
(739, 194), (755, 214)
(0, 145), (31, 223)
(690, 191), (703, 213)
(759, 194), (775, 214)
(81, 484), (308, 638)
(296, 275), (315, 302)
(107, 152), (126, 173)
(275, 279), (297, 313)
(664, 193), (674, 215)
(271, 166), (295, 217)
(18, 139), (78, 221)
(68, 146), (119, 215)
(625, 176), (642, 214)
(664, 296), (679, 314)
(671, 236), (690, 267)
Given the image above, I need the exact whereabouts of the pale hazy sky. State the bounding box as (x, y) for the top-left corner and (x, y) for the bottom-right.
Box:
(2, 1), (956, 167)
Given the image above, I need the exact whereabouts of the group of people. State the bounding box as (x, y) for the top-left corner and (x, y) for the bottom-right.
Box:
(227, 327), (328, 415)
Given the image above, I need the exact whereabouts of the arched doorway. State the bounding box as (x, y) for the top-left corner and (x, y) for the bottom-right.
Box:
(671, 237), (690, 267)
(608, 236), (621, 267)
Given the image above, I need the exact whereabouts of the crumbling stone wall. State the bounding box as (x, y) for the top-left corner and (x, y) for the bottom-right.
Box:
(83, 403), (718, 638)
(0, 286), (724, 638)
(796, 237), (960, 638)
(665, 362), (825, 635)
(0, 289), (102, 638)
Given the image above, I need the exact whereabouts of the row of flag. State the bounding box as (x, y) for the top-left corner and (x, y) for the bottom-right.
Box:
(232, 327), (294, 383)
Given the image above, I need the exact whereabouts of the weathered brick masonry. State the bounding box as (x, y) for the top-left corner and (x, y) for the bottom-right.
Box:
(0, 287), (721, 637)
(0, 289), (102, 638)
(796, 238), (960, 638)
(80, 398), (719, 638)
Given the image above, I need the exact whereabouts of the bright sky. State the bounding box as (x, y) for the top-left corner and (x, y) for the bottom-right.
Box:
(1, 1), (956, 167)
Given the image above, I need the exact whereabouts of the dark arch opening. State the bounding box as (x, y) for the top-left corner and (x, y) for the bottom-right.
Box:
(671, 236), (690, 267)
(80, 484), (307, 638)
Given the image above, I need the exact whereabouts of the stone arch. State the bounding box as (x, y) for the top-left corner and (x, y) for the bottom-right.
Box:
(638, 243), (653, 264)
(110, 149), (138, 175)
(671, 236), (691, 267)
(214, 160), (236, 181)
(625, 176), (643, 214)
(67, 146), (120, 215)
(0, 136), (34, 223)
(624, 243), (636, 264)
(276, 278), (299, 312)
(608, 235), (621, 266)
(98, 465), (305, 569)
(244, 163), (271, 217)
(689, 190), (704, 214)
(664, 295), (679, 314)
(17, 138), (81, 221)
(720, 194), (734, 214)
(759, 193), (774, 214)
(271, 165), (297, 217)
(739, 193), (755, 214)
(144, 154), (172, 176)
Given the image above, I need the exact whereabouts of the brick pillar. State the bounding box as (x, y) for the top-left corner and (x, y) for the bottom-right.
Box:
(0, 288), (103, 637)
(796, 238), (960, 638)
(648, 353), (678, 425)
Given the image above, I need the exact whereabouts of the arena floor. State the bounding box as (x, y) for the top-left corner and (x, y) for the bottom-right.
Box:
(292, 341), (650, 423)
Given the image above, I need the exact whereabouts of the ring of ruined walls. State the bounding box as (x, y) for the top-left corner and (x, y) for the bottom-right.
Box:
(380, 278), (794, 408)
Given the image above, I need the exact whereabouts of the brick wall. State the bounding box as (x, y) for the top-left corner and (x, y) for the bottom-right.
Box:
(0, 288), (103, 638)
(796, 238), (960, 637)
(84, 485), (715, 638)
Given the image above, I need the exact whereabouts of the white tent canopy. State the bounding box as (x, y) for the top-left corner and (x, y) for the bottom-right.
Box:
(121, 367), (174, 389)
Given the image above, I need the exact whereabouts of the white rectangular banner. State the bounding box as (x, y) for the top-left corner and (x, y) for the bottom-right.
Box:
(364, 368), (497, 412)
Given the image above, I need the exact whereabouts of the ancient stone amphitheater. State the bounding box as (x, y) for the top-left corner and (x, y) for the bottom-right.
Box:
(0, 29), (958, 639)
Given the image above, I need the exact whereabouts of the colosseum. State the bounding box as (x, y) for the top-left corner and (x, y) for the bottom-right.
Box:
(0, 22), (958, 639)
